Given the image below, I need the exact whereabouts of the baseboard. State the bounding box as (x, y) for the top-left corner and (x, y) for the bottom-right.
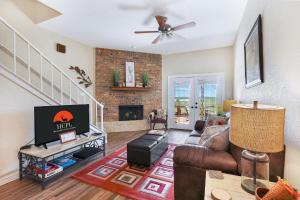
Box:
(0, 170), (18, 186)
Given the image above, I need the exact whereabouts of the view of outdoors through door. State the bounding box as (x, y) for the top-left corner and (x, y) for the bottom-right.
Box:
(168, 74), (223, 130)
(197, 83), (218, 120)
(174, 80), (191, 125)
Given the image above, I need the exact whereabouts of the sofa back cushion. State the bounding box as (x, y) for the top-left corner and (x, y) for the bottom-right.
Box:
(197, 125), (230, 151)
(202, 126), (230, 151)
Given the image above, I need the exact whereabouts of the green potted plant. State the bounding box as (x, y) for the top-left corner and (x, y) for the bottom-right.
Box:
(112, 69), (120, 86)
(142, 71), (149, 87)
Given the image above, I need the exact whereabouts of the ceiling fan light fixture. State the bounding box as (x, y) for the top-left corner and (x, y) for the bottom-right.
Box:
(134, 15), (196, 44)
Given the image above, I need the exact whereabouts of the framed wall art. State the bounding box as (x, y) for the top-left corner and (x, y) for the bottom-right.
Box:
(126, 61), (135, 87)
(244, 15), (264, 88)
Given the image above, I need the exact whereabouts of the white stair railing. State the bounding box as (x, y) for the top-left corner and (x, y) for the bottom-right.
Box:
(0, 16), (104, 133)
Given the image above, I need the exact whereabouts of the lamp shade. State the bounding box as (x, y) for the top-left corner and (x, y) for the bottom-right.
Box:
(223, 100), (238, 112)
(230, 104), (285, 153)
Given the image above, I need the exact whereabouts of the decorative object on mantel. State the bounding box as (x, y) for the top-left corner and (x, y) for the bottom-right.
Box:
(135, 82), (143, 88)
(244, 14), (264, 88)
(230, 101), (285, 194)
(112, 69), (121, 87)
(69, 66), (92, 88)
(142, 71), (149, 87)
(255, 177), (300, 200)
(125, 61), (135, 87)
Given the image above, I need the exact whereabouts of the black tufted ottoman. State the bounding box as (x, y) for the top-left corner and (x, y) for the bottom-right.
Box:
(127, 134), (168, 168)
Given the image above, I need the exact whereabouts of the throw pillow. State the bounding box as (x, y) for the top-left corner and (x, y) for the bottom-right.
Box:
(206, 115), (227, 126)
(203, 126), (230, 151)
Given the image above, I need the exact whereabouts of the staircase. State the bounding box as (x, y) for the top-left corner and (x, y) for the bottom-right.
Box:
(0, 16), (105, 135)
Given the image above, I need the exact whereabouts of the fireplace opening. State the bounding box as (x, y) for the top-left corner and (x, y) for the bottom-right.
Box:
(119, 105), (143, 121)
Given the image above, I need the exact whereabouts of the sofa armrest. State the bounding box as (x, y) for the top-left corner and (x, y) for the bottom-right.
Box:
(174, 145), (238, 174)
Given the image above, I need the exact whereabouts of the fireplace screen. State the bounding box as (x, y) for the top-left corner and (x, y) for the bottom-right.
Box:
(119, 105), (144, 121)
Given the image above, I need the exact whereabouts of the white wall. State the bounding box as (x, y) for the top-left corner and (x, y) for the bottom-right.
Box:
(0, 75), (48, 185)
(162, 46), (234, 109)
(0, 0), (95, 185)
(234, 0), (300, 188)
(0, 0), (95, 95)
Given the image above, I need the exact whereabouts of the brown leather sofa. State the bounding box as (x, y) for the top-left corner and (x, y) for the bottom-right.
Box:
(173, 123), (285, 200)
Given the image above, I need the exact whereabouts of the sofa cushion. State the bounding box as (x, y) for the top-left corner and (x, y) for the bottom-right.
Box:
(198, 125), (229, 145)
(174, 145), (238, 174)
(194, 120), (206, 134)
(203, 126), (230, 151)
(202, 150), (237, 174)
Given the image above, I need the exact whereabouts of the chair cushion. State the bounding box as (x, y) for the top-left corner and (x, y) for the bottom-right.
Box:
(127, 138), (157, 151)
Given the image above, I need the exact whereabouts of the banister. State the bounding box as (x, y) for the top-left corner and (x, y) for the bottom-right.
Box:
(0, 16), (104, 132)
(0, 16), (104, 108)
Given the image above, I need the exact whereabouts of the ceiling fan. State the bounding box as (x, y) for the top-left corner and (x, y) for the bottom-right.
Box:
(134, 16), (196, 44)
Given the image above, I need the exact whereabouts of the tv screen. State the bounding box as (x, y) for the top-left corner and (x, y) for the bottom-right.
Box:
(34, 104), (89, 146)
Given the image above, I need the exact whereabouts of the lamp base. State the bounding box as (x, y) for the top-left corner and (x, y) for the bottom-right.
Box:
(240, 150), (270, 194)
(241, 178), (267, 194)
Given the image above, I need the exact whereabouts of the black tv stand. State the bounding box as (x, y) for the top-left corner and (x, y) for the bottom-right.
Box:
(43, 144), (48, 149)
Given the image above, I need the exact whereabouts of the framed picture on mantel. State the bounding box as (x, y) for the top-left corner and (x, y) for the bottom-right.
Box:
(126, 61), (135, 87)
(244, 15), (264, 88)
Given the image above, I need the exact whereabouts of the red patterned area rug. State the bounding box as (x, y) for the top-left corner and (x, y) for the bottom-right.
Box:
(72, 144), (176, 200)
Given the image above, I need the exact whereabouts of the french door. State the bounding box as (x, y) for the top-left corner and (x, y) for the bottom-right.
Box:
(167, 74), (224, 130)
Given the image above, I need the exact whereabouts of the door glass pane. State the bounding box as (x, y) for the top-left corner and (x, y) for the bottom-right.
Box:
(198, 82), (218, 119)
(174, 80), (191, 125)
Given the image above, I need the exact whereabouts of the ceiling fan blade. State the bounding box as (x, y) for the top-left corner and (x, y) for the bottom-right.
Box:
(135, 31), (160, 34)
(172, 22), (196, 31)
(155, 15), (167, 29)
(152, 34), (163, 44)
(118, 4), (148, 10)
(172, 33), (186, 40)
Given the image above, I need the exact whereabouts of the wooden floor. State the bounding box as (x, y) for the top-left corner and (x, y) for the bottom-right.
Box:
(0, 130), (189, 200)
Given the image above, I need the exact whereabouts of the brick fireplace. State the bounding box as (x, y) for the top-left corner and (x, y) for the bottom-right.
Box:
(95, 48), (162, 132)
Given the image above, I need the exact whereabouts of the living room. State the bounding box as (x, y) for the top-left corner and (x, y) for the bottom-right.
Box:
(0, 0), (300, 200)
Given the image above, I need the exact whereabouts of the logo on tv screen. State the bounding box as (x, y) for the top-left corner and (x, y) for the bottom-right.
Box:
(53, 110), (76, 133)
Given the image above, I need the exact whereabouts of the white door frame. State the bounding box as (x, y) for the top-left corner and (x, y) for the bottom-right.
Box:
(167, 73), (225, 130)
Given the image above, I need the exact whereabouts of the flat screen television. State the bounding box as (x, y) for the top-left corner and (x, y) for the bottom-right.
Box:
(34, 104), (89, 146)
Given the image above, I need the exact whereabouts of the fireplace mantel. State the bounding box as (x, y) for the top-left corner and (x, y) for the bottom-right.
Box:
(111, 86), (151, 91)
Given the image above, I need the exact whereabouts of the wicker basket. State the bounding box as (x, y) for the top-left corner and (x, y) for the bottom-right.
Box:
(255, 180), (300, 200)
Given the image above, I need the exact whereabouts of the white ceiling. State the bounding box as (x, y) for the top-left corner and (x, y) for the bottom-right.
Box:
(39, 0), (248, 55)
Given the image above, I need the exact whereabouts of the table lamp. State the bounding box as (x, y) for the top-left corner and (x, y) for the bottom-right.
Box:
(223, 100), (237, 113)
(230, 101), (285, 194)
